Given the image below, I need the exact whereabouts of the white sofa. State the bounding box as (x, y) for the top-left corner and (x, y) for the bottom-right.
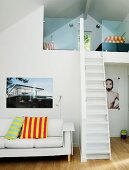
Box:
(0, 118), (75, 161)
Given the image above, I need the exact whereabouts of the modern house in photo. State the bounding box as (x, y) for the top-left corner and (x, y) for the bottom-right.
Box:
(6, 78), (53, 108)
(1, 0), (129, 169)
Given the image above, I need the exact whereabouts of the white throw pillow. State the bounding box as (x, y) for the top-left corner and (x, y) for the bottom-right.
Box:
(48, 119), (63, 137)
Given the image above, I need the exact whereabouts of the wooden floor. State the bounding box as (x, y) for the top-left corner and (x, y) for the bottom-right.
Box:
(1, 137), (129, 170)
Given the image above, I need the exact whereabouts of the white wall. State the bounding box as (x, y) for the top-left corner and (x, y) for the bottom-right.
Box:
(0, 6), (81, 145)
(39, 51), (81, 145)
(105, 64), (129, 137)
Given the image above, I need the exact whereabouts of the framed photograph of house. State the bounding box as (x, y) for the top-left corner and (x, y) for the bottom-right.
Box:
(6, 77), (53, 108)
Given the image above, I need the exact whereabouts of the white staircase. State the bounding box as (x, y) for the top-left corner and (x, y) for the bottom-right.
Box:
(85, 54), (111, 160)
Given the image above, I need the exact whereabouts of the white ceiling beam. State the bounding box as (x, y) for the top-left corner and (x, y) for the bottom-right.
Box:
(84, 0), (91, 19)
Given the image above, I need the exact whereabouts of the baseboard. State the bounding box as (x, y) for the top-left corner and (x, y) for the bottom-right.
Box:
(73, 143), (79, 147)
(81, 156), (87, 162)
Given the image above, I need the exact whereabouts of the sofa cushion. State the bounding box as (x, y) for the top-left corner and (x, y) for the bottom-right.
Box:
(48, 119), (63, 137)
(34, 137), (63, 148)
(0, 118), (13, 137)
(5, 117), (24, 140)
(0, 137), (6, 148)
(20, 117), (48, 139)
(5, 139), (35, 148)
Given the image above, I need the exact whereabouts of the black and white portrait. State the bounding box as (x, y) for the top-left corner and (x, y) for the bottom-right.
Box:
(106, 78), (119, 109)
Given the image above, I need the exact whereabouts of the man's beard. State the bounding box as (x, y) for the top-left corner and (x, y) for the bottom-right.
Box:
(107, 88), (112, 92)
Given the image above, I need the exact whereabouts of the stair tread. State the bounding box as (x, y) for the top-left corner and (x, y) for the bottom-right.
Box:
(85, 63), (103, 66)
(87, 96), (105, 98)
(87, 102), (106, 106)
(87, 130), (108, 134)
(87, 109), (107, 111)
(86, 87), (105, 90)
(87, 97), (106, 99)
(87, 133), (109, 136)
(87, 121), (108, 124)
(86, 78), (105, 81)
(87, 112), (107, 115)
(86, 156), (110, 160)
(85, 60), (103, 62)
(86, 140), (109, 144)
(86, 64), (103, 66)
(87, 150), (110, 154)
(85, 56), (103, 59)
(86, 71), (104, 74)
(87, 110), (107, 113)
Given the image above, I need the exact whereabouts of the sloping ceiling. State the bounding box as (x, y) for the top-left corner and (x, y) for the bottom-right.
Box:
(43, 0), (86, 18)
(88, 0), (129, 22)
(0, 0), (86, 32)
(44, 0), (129, 22)
(1, 0), (129, 32)
(0, 0), (43, 32)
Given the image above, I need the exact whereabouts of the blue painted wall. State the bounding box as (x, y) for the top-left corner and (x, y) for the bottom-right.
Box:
(117, 21), (129, 43)
(44, 17), (79, 50)
(102, 20), (129, 43)
(102, 20), (121, 41)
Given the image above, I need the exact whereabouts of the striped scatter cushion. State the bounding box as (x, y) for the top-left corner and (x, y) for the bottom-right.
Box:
(20, 117), (48, 139)
(4, 117), (24, 140)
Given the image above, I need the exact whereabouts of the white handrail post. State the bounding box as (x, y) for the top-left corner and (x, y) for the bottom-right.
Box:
(80, 17), (87, 162)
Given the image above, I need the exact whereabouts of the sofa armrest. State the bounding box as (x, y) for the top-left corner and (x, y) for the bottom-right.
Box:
(63, 122), (75, 132)
(63, 122), (75, 157)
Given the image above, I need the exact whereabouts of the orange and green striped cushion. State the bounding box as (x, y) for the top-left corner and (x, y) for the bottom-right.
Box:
(20, 117), (48, 139)
(4, 117), (24, 140)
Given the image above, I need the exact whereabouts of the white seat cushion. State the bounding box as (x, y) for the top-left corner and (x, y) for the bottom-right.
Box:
(35, 137), (63, 148)
(0, 137), (6, 148)
(48, 119), (63, 137)
(5, 139), (35, 149)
